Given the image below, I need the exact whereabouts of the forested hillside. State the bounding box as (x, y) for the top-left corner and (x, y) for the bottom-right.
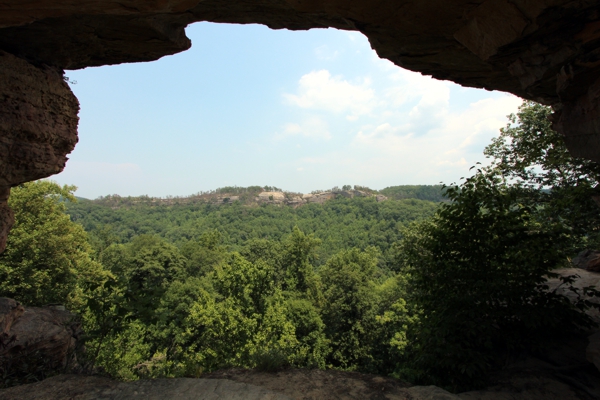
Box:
(66, 191), (439, 269)
(379, 185), (447, 202)
(2, 102), (599, 393)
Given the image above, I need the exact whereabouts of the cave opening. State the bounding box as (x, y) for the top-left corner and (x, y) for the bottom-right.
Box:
(55, 22), (520, 200)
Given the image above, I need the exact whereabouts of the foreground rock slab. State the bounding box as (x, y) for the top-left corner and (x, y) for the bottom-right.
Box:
(0, 298), (81, 378)
(203, 368), (593, 400)
(2, 368), (597, 400)
(203, 368), (416, 399)
(0, 375), (293, 400)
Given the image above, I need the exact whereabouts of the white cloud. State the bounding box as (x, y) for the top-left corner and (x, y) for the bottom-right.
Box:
(380, 68), (452, 136)
(315, 45), (339, 60)
(349, 94), (522, 183)
(276, 117), (331, 140)
(386, 68), (450, 109)
(346, 32), (362, 42)
(284, 70), (375, 119)
(441, 96), (521, 154)
(279, 61), (522, 189)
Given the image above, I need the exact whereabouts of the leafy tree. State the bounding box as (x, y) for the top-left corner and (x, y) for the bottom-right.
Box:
(484, 101), (600, 249)
(0, 181), (108, 307)
(320, 247), (381, 371)
(393, 101), (600, 391)
(379, 185), (448, 202)
(398, 168), (596, 391)
(371, 274), (416, 373)
(179, 230), (227, 277)
(180, 254), (302, 372)
(283, 297), (329, 368)
(103, 236), (187, 325)
(280, 227), (322, 300)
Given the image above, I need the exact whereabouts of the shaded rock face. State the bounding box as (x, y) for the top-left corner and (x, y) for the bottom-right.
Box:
(573, 249), (600, 272)
(0, 49), (79, 251)
(0, 1), (599, 104)
(2, 1), (600, 250)
(0, 50), (78, 189)
(0, 298), (82, 381)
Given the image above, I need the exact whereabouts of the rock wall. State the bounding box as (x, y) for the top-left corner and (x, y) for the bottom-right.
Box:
(0, 298), (82, 378)
(1, 0), (600, 249)
(0, 50), (79, 252)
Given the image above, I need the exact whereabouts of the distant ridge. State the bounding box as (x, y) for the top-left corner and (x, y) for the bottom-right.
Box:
(79, 185), (448, 209)
(379, 185), (448, 202)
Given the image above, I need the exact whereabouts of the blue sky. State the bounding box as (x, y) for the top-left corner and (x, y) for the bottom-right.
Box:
(54, 22), (522, 199)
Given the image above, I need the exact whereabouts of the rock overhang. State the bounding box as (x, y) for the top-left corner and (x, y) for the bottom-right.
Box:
(0, 1), (597, 100)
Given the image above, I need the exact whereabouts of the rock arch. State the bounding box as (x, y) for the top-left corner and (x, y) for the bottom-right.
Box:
(1, 0), (600, 250)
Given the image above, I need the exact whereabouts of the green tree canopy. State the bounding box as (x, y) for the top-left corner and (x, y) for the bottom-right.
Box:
(0, 181), (108, 307)
(484, 101), (600, 247)
(397, 101), (600, 390)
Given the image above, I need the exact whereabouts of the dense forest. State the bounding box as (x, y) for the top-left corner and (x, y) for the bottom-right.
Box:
(2, 102), (600, 392)
(66, 190), (439, 270)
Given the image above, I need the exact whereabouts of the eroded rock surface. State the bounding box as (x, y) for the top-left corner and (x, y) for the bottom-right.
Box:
(2, 365), (599, 399)
(0, 49), (79, 251)
(1, 1), (599, 104)
(0, 297), (24, 337)
(0, 371), (458, 400)
(572, 250), (600, 272)
(0, 374), (293, 400)
(0, 298), (82, 378)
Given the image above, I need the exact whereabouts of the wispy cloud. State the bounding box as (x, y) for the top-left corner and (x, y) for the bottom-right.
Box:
(284, 70), (375, 120)
(315, 45), (340, 60)
(348, 94), (522, 183)
(275, 117), (331, 140)
(280, 59), (522, 189)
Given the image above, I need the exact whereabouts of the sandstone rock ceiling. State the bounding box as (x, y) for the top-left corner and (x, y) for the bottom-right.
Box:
(0, 1), (598, 101)
(1, 0), (600, 251)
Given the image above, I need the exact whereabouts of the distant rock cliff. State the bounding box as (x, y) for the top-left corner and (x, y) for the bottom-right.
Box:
(86, 188), (388, 209)
(257, 189), (386, 207)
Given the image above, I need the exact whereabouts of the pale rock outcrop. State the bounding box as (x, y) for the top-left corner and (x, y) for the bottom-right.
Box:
(286, 196), (304, 208)
(257, 191), (286, 203)
(307, 192), (335, 204)
(337, 190), (369, 199)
